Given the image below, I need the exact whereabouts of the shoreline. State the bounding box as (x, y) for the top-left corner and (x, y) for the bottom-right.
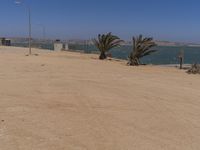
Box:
(57, 48), (194, 69)
(6, 46), (200, 65)
(0, 46), (194, 69)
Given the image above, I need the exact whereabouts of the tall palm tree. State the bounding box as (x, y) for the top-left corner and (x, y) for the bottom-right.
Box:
(128, 35), (157, 66)
(93, 32), (123, 60)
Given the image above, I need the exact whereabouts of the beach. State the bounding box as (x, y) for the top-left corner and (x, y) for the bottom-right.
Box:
(0, 46), (200, 150)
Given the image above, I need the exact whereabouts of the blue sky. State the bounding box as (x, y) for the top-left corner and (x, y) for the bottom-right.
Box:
(0, 0), (200, 42)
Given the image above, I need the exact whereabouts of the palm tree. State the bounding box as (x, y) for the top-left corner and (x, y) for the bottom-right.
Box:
(128, 35), (157, 66)
(93, 32), (123, 60)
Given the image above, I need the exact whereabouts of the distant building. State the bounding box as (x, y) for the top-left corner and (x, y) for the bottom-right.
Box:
(53, 39), (69, 51)
(0, 38), (11, 46)
(54, 39), (64, 51)
(65, 43), (69, 50)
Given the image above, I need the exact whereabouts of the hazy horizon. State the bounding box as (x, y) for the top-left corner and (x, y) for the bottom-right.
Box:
(1, 0), (200, 43)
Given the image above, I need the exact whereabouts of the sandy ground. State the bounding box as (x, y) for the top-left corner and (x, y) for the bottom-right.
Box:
(0, 46), (200, 150)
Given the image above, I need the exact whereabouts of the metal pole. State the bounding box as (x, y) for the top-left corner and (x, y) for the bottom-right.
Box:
(28, 6), (32, 55)
(15, 0), (32, 55)
(43, 26), (46, 40)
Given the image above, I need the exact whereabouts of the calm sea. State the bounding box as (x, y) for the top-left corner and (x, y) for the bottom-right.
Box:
(69, 44), (200, 65)
(12, 43), (200, 65)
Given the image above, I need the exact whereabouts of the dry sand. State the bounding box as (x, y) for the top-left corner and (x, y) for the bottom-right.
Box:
(0, 46), (200, 150)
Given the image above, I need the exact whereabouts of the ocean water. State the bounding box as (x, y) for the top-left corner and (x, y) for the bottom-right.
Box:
(11, 43), (200, 65)
(69, 44), (200, 65)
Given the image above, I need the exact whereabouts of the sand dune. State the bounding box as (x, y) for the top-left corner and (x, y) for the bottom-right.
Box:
(0, 46), (200, 150)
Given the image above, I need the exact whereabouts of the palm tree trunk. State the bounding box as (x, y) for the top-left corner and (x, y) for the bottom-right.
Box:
(129, 57), (140, 66)
(99, 52), (107, 60)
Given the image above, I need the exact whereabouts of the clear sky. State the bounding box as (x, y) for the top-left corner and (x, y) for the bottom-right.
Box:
(0, 0), (200, 42)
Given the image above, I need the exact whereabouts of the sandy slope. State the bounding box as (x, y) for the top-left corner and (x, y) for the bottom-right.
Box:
(0, 46), (200, 150)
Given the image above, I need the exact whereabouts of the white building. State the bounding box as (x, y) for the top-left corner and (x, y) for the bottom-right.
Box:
(65, 43), (69, 50)
(54, 40), (64, 51)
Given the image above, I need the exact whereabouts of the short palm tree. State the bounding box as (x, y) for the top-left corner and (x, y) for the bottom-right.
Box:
(93, 32), (123, 60)
(128, 35), (157, 66)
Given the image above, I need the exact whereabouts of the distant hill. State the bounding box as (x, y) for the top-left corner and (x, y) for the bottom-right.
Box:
(124, 40), (200, 47)
(3, 37), (200, 47)
(155, 41), (200, 47)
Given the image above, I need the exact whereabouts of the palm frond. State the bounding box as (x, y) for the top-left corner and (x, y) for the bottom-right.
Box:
(93, 33), (124, 59)
(129, 35), (157, 65)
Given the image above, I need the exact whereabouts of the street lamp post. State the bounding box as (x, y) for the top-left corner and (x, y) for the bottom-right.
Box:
(15, 0), (32, 55)
(38, 24), (46, 41)
(42, 25), (46, 40)
(28, 6), (32, 55)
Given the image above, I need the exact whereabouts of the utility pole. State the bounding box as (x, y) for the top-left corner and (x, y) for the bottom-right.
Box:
(28, 6), (32, 55)
(15, 0), (32, 55)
